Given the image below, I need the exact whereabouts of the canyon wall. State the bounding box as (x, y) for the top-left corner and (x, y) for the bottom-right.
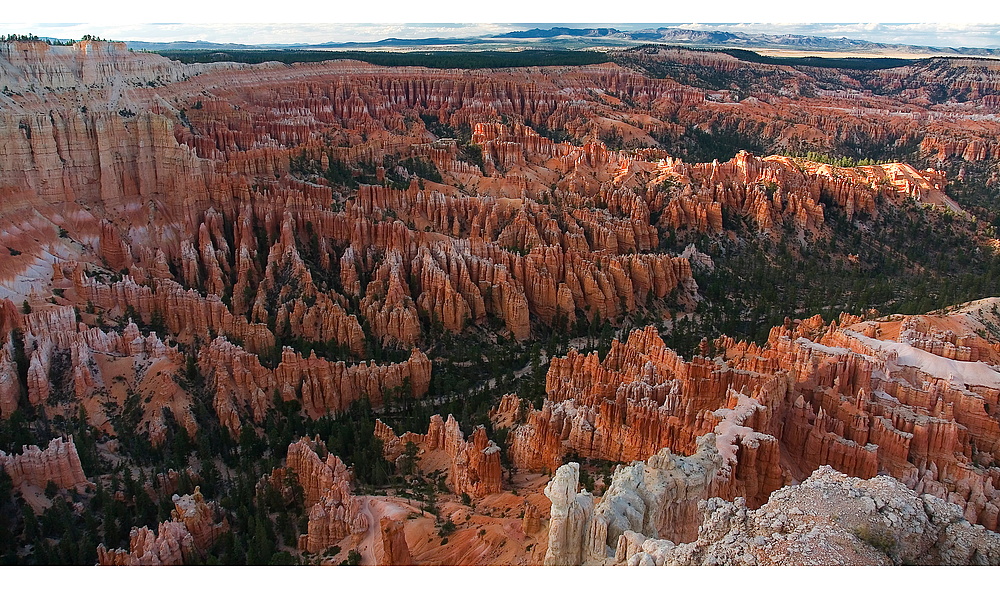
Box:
(2, 43), (989, 446)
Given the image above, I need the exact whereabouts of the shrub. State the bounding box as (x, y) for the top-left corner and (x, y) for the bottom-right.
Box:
(853, 525), (896, 555)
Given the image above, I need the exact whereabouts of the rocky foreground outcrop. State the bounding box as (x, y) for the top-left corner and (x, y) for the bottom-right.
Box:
(543, 446), (1000, 566)
(619, 466), (1000, 566)
(502, 300), (1000, 534)
(543, 434), (722, 565)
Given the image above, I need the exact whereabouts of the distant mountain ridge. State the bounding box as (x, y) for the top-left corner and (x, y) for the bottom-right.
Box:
(124, 26), (1000, 56)
(496, 26), (1000, 56)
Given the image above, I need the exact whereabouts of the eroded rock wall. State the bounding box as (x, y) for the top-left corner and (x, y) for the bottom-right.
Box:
(281, 437), (370, 554)
(97, 487), (227, 565)
(375, 414), (503, 498)
(0, 436), (88, 490)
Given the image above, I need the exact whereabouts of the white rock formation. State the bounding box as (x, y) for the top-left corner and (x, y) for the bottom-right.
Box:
(621, 465), (1000, 566)
(543, 462), (595, 566)
(544, 433), (723, 565)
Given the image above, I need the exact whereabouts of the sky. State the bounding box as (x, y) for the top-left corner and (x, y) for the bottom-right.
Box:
(2, 23), (999, 50)
(3, 2), (1000, 49)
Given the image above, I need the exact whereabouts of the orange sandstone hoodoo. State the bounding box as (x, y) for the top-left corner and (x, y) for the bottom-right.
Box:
(0, 39), (999, 566)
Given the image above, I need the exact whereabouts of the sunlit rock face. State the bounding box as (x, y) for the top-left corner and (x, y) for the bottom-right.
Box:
(512, 299), (1000, 538)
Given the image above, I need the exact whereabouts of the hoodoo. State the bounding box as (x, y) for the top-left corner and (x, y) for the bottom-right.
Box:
(1, 32), (1000, 566)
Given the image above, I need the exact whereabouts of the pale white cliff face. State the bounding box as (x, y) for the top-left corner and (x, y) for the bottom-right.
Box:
(591, 462), (646, 558)
(543, 462), (595, 566)
(588, 433), (723, 559)
(546, 435), (1000, 566)
(544, 462), (580, 516)
(0, 40), (205, 96)
(544, 434), (723, 565)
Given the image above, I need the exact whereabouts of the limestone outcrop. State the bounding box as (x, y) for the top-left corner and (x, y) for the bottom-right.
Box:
(589, 434), (724, 552)
(620, 466), (1000, 566)
(543, 434), (723, 565)
(543, 462), (595, 565)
